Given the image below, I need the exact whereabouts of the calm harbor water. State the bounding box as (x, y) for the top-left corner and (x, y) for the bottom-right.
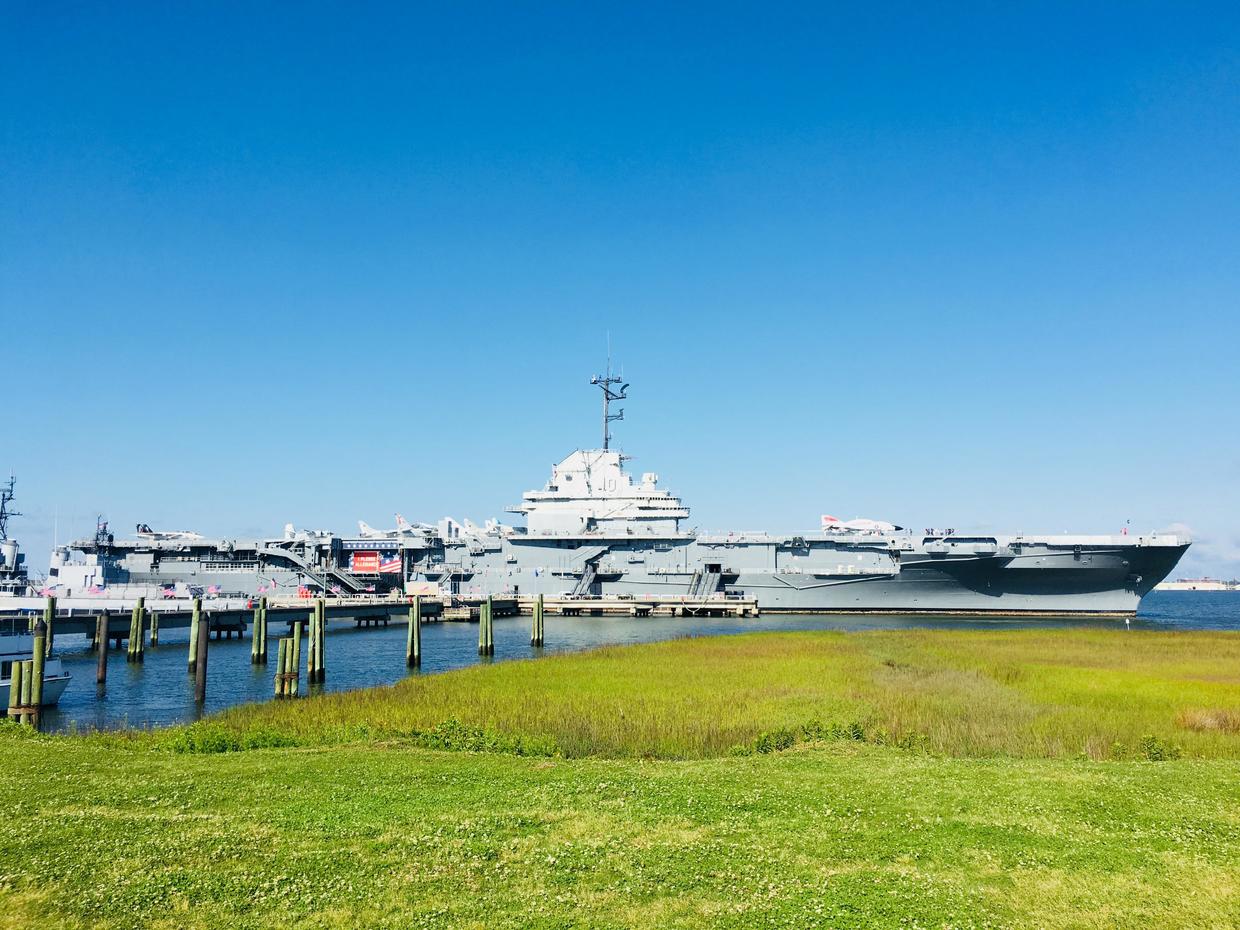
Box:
(39, 591), (1240, 733)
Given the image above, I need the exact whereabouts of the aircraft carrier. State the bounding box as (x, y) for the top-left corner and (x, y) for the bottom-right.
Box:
(45, 375), (1189, 617)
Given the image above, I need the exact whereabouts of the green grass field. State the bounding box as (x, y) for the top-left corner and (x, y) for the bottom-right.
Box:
(2, 629), (1238, 928)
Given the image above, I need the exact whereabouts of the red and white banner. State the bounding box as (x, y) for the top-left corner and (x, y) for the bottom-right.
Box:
(350, 551), (380, 573)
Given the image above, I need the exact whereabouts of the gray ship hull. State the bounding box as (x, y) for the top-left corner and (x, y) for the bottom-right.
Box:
(412, 534), (1189, 618)
(49, 527), (1189, 618)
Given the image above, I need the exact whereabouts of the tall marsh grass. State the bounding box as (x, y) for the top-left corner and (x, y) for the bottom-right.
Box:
(183, 629), (1240, 760)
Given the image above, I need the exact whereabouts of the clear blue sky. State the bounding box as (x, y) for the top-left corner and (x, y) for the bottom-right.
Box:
(3, 3), (1238, 578)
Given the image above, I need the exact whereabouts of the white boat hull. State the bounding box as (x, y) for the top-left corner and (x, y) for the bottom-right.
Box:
(0, 673), (70, 708)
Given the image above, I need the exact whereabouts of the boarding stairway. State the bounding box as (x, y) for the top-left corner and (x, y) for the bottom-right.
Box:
(572, 561), (598, 597)
(687, 570), (722, 597)
(254, 544), (367, 594)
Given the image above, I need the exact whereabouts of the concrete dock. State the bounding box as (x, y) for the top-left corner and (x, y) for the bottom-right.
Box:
(518, 595), (759, 618)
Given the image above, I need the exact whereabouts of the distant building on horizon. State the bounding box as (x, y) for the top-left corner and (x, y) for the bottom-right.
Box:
(1155, 577), (1239, 592)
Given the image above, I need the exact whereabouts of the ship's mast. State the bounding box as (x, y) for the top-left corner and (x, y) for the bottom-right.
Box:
(0, 476), (19, 541)
(590, 362), (628, 451)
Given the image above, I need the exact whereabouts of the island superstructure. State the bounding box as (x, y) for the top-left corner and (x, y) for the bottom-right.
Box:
(47, 376), (1189, 617)
(0, 478), (31, 598)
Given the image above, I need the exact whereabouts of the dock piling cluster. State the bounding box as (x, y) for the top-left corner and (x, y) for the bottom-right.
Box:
(406, 596), (422, 668)
(307, 599), (326, 683)
(127, 597), (145, 663)
(7, 620), (47, 727)
(6, 660), (30, 725)
(251, 596), (268, 664)
(531, 594), (545, 646)
(478, 595), (495, 656)
(0, 594), (595, 720)
(275, 624), (301, 698)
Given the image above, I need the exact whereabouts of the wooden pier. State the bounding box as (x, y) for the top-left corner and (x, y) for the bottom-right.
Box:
(441, 598), (520, 622)
(0, 592), (756, 721)
(0, 593), (757, 639)
(517, 595), (759, 618)
(0, 596), (445, 642)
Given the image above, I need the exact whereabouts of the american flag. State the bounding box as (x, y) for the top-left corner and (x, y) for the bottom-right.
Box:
(207, 584), (221, 596)
(162, 586), (177, 599)
(330, 584), (342, 594)
(378, 554), (401, 574)
(38, 586), (55, 597)
(88, 585), (105, 595)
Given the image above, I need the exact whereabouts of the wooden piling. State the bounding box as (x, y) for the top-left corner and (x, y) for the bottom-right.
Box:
(306, 609), (315, 682)
(127, 599), (145, 663)
(479, 596), (494, 656)
(193, 610), (209, 704)
(95, 612), (109, 685)
(187, 597), (202, 673)
(532, 594), (545, 646)
(126, 606), (136, 662)
(317, 603), (325, 682)
(309, 598), (325, 684)
(6, 656), (22, 722)
(30, 620), (46, 727)
(251, 602), (263, 664)
(19, 660), (34, 726)
(315, 603), (322, 682)
(42, 595), (55, 656)
(274, 639), (288, 697)
(251, 605), (258, 662)
(149, 601), (159, 646)
(306, 603), (324, 685)
(290, 622), (301, 698)
(406, 596), (422, 668)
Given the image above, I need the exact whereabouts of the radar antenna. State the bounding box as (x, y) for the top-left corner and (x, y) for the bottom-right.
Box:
(0, 476), (19, 541)
(94, 515), (112, 548)
(590, 362), (628, 451)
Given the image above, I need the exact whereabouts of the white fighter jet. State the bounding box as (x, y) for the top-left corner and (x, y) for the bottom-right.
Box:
(135, 523), (205, 541)
(820, 515), (902, 534)
(357, 514), (433, 539)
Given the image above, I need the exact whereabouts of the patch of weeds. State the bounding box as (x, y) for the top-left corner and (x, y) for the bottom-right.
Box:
(799, 719), (867, 743)
(754, 727), (797, 754)
(159, 723), (301, 754)
(1138, 734), (1182, 762)
(750, 719), (901, 755)
(409, 718), (559, 757)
